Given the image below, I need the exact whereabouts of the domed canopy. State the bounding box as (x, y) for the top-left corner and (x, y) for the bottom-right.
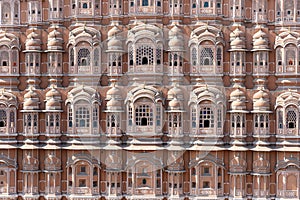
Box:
(167, 86), (184, 100)
(23, 88), (40, 110)
(169, 25), (182, 38)
(47, 28), (64, 50)
(253, 98), (270, 110)
(106, 85), (122, 100)
(107, 37), (123, 51)
(252, 29), (269, 51)
(168, 36), (184, 51)
(106, 98), (123, 112)
(230, 88), (246, 100)
(253, 89), (269, 100)
(168, 98), (183, 112)
(108, 26), (121, 38)
(231, 98), (246, 111)
(252, 89), (270, 112)
(25, 30), (41, 51)
(229, 27), (246, 50)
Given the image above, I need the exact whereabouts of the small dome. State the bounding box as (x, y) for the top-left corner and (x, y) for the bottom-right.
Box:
(106, 86), (122, 99)
(46, 98), (61, 108)
(253, 37), (268, 49)
(230, 37), (245, 48)
(253, 89), (269, 100)
(169, 25), (182, 37)
(46, 88), (61, 99)
(108, 26), (121, 38)
(107, 98), (122, 110)
(253, 29), (267, 40)
(48, 38), (63, 48)
(168, 36), (184, 50)
(230, 27), (244, 38)
(25, 38), (41, 49)
(230, 88), (245, 99)
(48, 29), (63, 39)
(167, 86), (184, 100)
(24, 89), (39, 99)
(107, 37), (123, 51)
(253, 98), (270, 109)
(24, 98), (39, 108)
(231, 99), (246, 110)
(169, 98), (181, 109)
(25, 30), (41, 50)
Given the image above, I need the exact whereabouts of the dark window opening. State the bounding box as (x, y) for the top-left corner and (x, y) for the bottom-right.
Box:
(288, 122), (295, 128)
(83, 3), (88, 8)
(142, 0), (149, 6)
(142, 178), (147, 185)
(141, 118), (148, 126)
(0, 121), (5, 127)
(142, 57), (148, 65)
(204, 120), (210, 128)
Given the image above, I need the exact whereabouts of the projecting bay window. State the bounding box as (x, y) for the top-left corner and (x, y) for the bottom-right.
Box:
(0, 109), (16, 134)
(23, 113), (38, 135)
(253, 114), (269, 136)
(48, 52), (62, 74)
(67, 103), (99, 134)
(127, 102), (162, 134)
(45, 113), (60, 134)
(69, 47), (101, 74)
(231, 113), (246, 136)
(25, 53), (40, 74)
(107, 114), (121, 135)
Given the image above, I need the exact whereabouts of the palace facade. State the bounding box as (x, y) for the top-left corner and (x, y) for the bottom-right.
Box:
(0, 0), (300, 200)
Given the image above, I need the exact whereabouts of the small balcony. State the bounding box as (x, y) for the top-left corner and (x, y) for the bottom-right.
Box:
(68, 187), (99, 195)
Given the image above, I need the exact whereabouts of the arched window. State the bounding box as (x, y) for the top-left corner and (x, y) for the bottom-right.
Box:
(191, 47), (197, 66)
(69, 48), (74, 67)
(286, 109), (297, 129)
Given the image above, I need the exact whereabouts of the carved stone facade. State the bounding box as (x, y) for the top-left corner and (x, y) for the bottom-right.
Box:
(0, 0), (299, 200)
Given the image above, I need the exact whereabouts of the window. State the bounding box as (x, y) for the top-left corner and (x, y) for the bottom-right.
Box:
(191, 47), (197, 66)
(203, 167), (210, 175)
(203, 181), (210, 188)
(136, 45), (154, 65)
(278, 109), (283, 129)
(286, 109), (297, 129)
(204, 2), (209, 7)
(142, 0), (149, 6)
(78, 48), (91, 66)
(80, 166), (86, 173)
(0, 110), (6, 128)
(75, 107), (90, 128)
(79, 179), (86, 187)
(199, 107), (214, 128)
(135, 104), (153, 126)
(200, 48), (214, 66)
(191, 107), (196, 128)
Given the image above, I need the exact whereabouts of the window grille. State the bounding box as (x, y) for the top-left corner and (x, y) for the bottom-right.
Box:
(200, 47), (214, 66)
(136, 45), (154, 65)
(78, 48), (91, 66)
(0, 110), (6, 127)
(76, 107), (90, 128)
(135, 104), (153, 126)
(199, 107), (214, 128)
